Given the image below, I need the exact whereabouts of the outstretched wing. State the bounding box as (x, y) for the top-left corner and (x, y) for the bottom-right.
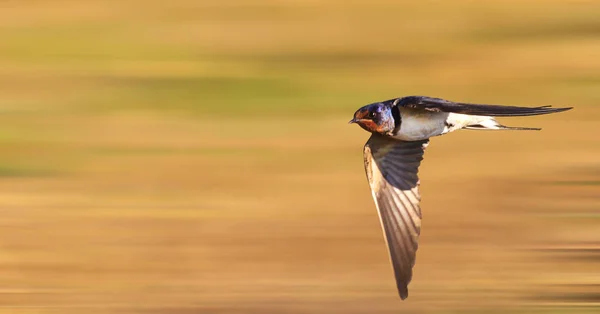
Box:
(393, 96), (572, 117)
(363, 134), (429, 300)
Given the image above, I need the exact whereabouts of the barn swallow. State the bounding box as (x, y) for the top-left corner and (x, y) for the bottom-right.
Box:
(349, 96), (572, 300)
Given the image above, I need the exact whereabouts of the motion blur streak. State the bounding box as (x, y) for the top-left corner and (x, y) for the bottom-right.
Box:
(0, 1), (598, 313)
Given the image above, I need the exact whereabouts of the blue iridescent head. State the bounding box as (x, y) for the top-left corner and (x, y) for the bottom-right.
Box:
(349, 102), (396, 135)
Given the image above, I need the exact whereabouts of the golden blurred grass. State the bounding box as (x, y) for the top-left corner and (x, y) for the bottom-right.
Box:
(0, 1), (598, 313)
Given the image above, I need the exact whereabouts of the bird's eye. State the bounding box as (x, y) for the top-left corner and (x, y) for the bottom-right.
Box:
(368, 112), (377, 118)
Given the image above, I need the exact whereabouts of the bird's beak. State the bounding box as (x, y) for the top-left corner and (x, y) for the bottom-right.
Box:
(348, 118), (358, 124)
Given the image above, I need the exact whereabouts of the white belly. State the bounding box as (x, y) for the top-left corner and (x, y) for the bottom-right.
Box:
(392, 108), (448, 141)
(391, 108), (493, 141)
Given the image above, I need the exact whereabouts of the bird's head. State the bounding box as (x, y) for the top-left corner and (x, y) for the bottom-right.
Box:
(349, 102), (396, 135)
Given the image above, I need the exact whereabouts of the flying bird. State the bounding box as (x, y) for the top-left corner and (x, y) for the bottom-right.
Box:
(349, 96), (572, 300)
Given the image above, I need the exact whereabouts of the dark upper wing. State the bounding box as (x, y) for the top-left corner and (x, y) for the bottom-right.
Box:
(363, 134), (429, 300)
(393, 96), (572, 117)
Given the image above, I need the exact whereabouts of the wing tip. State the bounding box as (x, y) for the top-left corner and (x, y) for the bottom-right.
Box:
(398, 286), (409, 300)
(508, 105), (573, 116)
(545, 106), (573, 113)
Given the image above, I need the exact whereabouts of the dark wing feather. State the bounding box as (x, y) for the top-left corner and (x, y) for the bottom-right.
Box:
(363, 134), (429, 300)
(394, 96), (572, 117)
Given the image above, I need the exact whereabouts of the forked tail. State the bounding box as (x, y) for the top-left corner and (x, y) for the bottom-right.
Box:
(464, 117), (541, 131)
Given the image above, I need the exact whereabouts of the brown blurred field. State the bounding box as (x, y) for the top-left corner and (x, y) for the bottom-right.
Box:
(0, 1), (599, 313)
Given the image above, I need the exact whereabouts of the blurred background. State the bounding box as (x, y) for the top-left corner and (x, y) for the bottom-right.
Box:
(0, 1), (598, 313)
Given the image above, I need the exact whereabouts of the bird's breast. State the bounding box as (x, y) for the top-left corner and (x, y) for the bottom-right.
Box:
(391, 108), (449, 141)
